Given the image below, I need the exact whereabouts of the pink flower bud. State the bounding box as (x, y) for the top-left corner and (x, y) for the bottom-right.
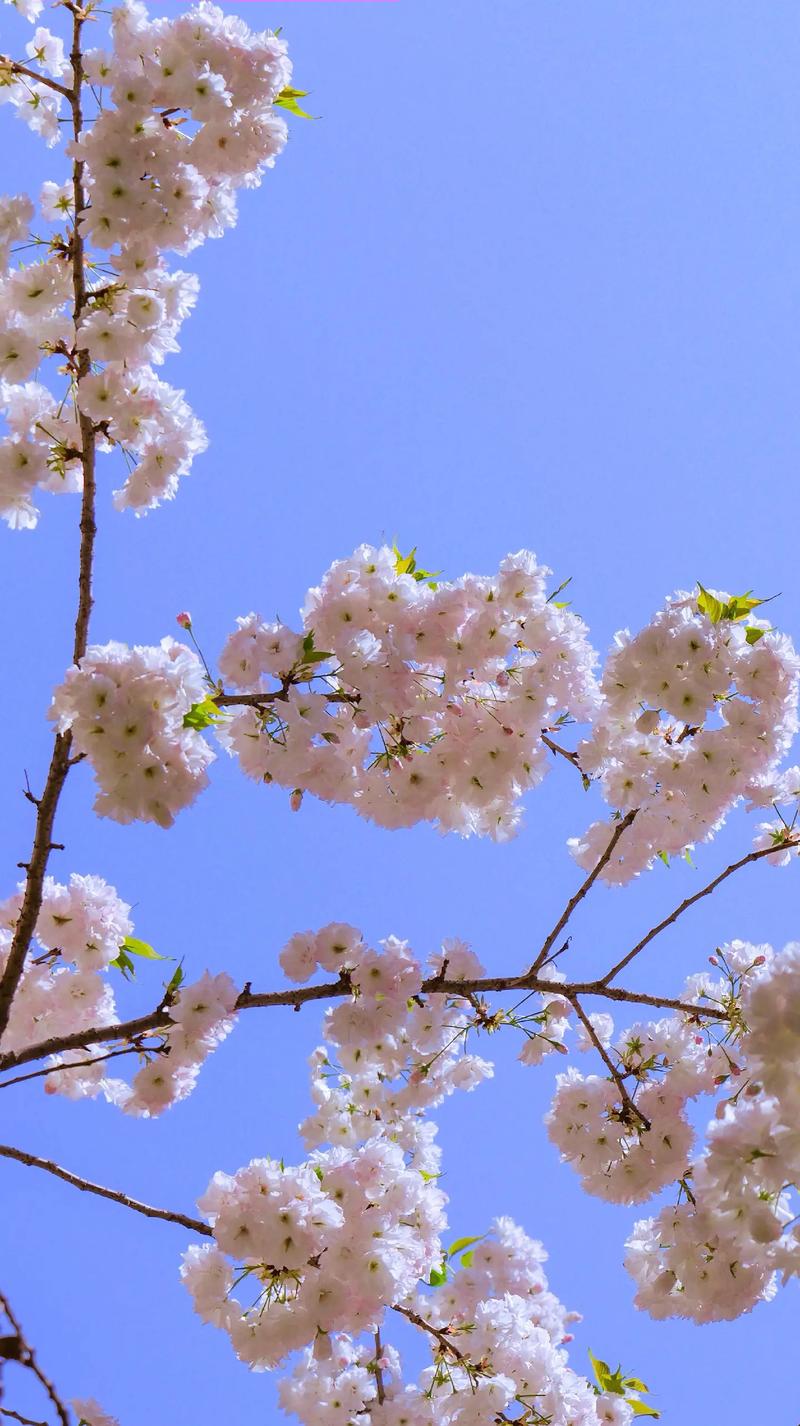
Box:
(502, 725), (514, 737)
(496, 669), (510, 687)
(708, 956), (719, 967)
(176, 611), (192, 629)
(714, 1073), (728, 1087)
(694, 1035), (704, 1045)
(753, 955), (766, 966)
(290, 788), (303, 812)
(446, 703), (463, 717)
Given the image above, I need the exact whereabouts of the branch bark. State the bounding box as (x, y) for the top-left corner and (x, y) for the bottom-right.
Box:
(0, 8), (96, 1046)
(600, 838), (799, 985)
(0, 1144), (211, 1237)
(0, 1292), (69, 1426)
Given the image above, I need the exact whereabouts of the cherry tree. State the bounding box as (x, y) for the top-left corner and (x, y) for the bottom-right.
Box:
(1, 2), (800, 1424)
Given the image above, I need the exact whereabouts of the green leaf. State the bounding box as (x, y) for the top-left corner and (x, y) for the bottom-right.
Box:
(447, 1234), (484, 1258)
(164, 963), (184, 999)
(110, 948), (136, 980)
(725, 592), (765, 622)
(546, 575), (573, 605)
(696, 583), (726, 624)
(629, 1402), (660, 1418)
(122, 936), (168, 962)
(392, 542), (440, 587)
(300, 630), (333, 667)
(274, 85), (315, 119)
(428, 1264), (448, 1287)
(624, 1378), (650, 1394)
(588, 1349), (612, 1392)
(183, 696), (222, 731)
(459, 1250), (475, 1268)
(657, 850), (670, 867)
(745, 625), (765, 645)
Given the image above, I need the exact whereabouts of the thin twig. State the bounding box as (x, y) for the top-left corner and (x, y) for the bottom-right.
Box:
(0, 1043), (163, 1091)
(0, 57), (73, 100)
(0, 1292), (69, 1426)
(0, 1407), (50, 1426)
(0, 1144), (211, 1237)
(392, 1305), (469, 1366)
(601, 838), (800, 985)
(567, 994), (650, 1131)
(530, 810), (638, 975)
(373, 1329), (385, 1406)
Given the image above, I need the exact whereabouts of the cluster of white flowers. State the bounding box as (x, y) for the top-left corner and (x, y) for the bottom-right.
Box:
(0, 872), (128, 1056)
(0, 868), (237, 1114)
(278, 1220), (624, 1426)
(569, 592), (800, 882)
(0, 0), (292, 525)
(626, 941), (800, 1322)
(184, 926), (632, 1425)
(50, 637), (215, 827)
(219, 544), (600, 839)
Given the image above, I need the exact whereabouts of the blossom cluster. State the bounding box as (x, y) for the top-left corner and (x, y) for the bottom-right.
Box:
(0, 872), (129, 1056)
(0, 868), (237, 1115)
(50, 637), (215, 827)
(278, 1221), (627, 1426)
(569, 593), (800, 882)
(219, 544), (599, 838)
(0, 0), (292, 525)
(183, 925), (628, 1425)
(625, 941), (800, 1322)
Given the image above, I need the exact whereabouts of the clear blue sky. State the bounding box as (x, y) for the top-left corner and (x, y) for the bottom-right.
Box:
(1, 1), (799, 1421)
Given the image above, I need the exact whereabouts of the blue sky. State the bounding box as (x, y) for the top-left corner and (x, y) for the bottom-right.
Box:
(1, 0), (799, 1421)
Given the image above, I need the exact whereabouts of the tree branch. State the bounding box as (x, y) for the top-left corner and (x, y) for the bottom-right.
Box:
(0, 1144), (211, 1237)
(0, 10), (96, 1047)
(566, 993), (650, 1131)
(0, 970), (730, 1076)
(0, 1292), (69, 1426)
(600, 837), (800, 985)
(529, 809), (638, 975)
(392, 1304), (470, 1366)
(0, 57), (73, 101)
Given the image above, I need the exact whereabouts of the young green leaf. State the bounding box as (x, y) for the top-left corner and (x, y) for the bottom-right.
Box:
(274, 86), (315, 119)
(628, 1402), (660, 1418)
(446, 1234), (484, 1258)
(183, 696), (223, 731)
(121, 936), (168, 962)
(428, 1264), (448, 1287)
(110, 947), (136, 980)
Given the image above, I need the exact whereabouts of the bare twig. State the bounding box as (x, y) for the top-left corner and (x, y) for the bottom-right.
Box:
(0, 1144), (211, 1237)
(567, 993), (650, 1131)
(0, 1043), (163, 1092)
(373, 1330), (385, 1406)
(0, 1292), (69, 1426)
(392, 1305), (470, 1366)
(601, 838), (800, 985)
(0, 57), (72, 100)
(530, 810), (638, 975)
(0, 1407), (50, 1426)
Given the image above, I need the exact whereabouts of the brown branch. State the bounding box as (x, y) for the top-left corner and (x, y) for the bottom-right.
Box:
(0, 1043), (163, 1091)
(529, 809), (638, 975)
(0, 57), (72, 101)
(0, 10), (96, 1047)
(0, 1144), (211, 1237)
(540, 731), (587, 778)
(392, 1305), (470, 1366)
(373, 1330), (385, 1406)
(0, 1292), (69, 1426)
(600, 837), (800, 986)
(566, 994), (650, 1131)
(0, 970), (730, 1076)
(0, 1407), (50, 1426)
